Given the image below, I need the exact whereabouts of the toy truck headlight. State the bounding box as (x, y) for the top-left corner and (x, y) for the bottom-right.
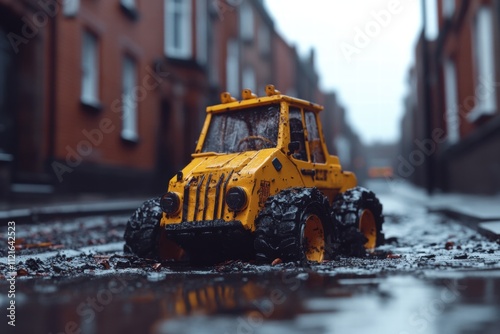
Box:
(225, 187), (248, 212)
(161, 192), (181, 214)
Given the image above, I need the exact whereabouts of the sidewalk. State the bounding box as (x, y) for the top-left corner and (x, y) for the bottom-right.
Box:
(0, 195), (148, 224)
(387, 179), (500, 241)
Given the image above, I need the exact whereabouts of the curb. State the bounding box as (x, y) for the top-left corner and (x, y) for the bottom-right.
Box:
(0, 200), (143, 224)
(429, 207), (500, 242)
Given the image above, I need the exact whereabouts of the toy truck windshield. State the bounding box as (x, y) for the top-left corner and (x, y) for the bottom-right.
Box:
(202, 104), (280, 154)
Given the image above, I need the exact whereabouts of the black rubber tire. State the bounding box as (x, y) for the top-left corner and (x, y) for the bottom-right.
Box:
(330, 187), (385, 257)
(254, 188), (332, 264)
(123, 197), (162, 259)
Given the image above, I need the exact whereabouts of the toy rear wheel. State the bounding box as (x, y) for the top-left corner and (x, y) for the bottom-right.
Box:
(254, 188), (331, 264)
(331, 187), (384, 257)
(124, 197), (185, 261)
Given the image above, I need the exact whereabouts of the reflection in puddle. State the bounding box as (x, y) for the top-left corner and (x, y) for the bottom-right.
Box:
(5, 271), (500, 334)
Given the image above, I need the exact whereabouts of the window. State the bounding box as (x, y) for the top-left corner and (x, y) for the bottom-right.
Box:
(242, 66), (256, 92)
(202, 105), (279, 154)
(120, 0), (139, 20)
(226, 39), (239, 95)
(81, 31), (100, 107)
(469, 6), (497, 122)
(64, 0), (80, 17)
(121, 0), (136, 10)
(165, 0), (192, 59)
(196, 0), (207, 65)
(258, 25), (270, 56)
(442, 0), (455, 19)
(444, 58), (460, 144)
(240, 2), (254, 41)
(305, 111), (325, 163)
(122, 56), (138, 142)
(289, 107), (307, 161)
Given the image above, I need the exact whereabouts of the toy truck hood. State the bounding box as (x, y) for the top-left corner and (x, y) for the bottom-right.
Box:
(186, 150), (265, 175)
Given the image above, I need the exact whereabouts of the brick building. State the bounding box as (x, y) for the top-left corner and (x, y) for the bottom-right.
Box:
(0, 0), (168, 196)
(401, 0), (500, 194)
(0, 0), (360, 198)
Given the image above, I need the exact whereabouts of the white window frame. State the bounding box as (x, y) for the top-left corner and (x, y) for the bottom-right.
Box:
(165, 0), (192, 59)
(196, 0), (207, 65)
(121, 56), (139, 142)
(226, 39), (239, 96)
(64, 0), (80, 17)
(81, 31), (100, 106)
(444, 58), (460, 144)
(468, 5), (497, 122)
(242, 66), (256, 92)
(240, 2), (254, 41)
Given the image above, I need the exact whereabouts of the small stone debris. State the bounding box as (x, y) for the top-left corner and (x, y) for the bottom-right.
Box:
(454, 254), (468, 260)
(113, 258), (131, 269)
(445, 241), (455, 250)
(271, 258), (282, 266)
(387, 253), (401, 259)
(17, 268), (29, 276)
(98, 260), (111, 270)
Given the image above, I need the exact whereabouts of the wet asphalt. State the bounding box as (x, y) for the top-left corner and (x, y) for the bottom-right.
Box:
(1, 180), (499, 334)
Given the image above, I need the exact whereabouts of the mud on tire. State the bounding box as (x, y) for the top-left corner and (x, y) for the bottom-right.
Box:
(254, 188), (332, 264)
(123, 197), (162, 259)
(331, 187), (384, 257)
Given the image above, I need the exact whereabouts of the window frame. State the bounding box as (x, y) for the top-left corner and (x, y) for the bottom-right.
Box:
(165, 0), (192, 59)
(240, 2), (254, 42)
(121, 55), (139, 143)
(80, 30), (101, 110)
(242, 66), (256, 92)
(226, 39), (240, 96)
(444, 57), (460, 144)
(468, 5), (497, 122)
(304, 110), (326, 164)
(196, 0), (208, 65)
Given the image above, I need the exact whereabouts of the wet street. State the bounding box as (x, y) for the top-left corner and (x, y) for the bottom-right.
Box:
(1, 180), (499, 334)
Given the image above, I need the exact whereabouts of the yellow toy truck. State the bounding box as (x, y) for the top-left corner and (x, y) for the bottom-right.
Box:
(124, 85), (384, 264)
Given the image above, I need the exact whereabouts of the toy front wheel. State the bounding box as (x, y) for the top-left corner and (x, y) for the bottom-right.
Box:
(254, 188), (332, 263)
(124, 197), (185, 261)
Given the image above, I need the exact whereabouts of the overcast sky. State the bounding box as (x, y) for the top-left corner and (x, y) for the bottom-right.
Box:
(264, 0), (431, 144)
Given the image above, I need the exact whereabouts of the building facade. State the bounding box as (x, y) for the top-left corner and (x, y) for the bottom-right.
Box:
(0, 0), (360, 198)
(402, 0), (500, 194)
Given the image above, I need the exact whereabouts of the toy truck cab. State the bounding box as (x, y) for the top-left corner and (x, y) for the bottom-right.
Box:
(124, 85), (384, 264)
